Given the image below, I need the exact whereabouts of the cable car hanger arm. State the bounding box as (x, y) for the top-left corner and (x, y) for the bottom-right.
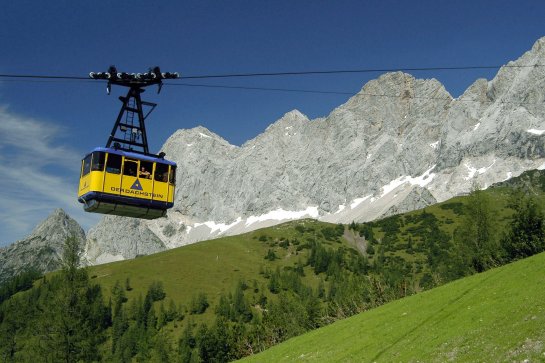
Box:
(89, 65), (179, 157)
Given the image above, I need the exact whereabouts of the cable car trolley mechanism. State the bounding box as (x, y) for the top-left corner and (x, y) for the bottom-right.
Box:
(78, 66), (180, 219)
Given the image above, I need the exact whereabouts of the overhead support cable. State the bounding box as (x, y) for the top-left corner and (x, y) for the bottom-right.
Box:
(0, 64), (543, 82)
(0, 64), (544, 105)
(163, 82), (354, 95)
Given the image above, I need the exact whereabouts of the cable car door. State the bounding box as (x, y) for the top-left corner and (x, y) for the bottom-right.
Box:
(104, 153), (123, 197)
(121, 158), (140, 200)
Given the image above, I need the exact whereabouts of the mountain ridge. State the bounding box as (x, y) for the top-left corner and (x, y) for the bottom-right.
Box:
(84, 37), (545, 263)
(3, 38), (545, 266)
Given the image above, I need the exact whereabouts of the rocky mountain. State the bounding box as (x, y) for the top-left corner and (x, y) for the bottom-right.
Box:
(0, 209), (86, 283)
(67, 38), (545, 263)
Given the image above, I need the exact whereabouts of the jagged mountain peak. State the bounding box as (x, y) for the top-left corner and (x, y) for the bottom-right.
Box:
(355, 71), (451, 98)
(336, 72), (452, 132)
(161, 125), (237, 165)
(529, 36), (545, 54)
(165, 126), (233, 147)
(274, 109), (309, 124)
(486, 37), (545, 106)
(30, 208), (83, 239)
(262, 110), (309, 132)
(0, 209), (85, 283)
(240, 110), (310, 149)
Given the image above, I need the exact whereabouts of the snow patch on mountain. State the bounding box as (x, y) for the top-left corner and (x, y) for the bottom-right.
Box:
(350, 195), (373, 209)
(245, 207), (319, 226)
(380, 165), (436, 197)
(194, 217), (243, 234)
(464, 160), (497, 180)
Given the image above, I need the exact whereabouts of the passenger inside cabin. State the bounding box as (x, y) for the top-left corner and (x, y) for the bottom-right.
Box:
(139, 166), (151, 179)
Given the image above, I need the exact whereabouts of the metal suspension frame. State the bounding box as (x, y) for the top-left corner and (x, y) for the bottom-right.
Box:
(89, 66), (179, 157)
(106, 86), (155, 155)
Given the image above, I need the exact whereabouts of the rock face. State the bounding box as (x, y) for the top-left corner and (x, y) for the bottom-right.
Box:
(0, 209), (85, 283)
(85, 216), (166, 265)
(84, 37), (545, 264)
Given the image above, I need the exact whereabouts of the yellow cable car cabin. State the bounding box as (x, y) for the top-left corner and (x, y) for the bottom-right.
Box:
(80, 66), (181, 219)
(78, 147), (176, 219)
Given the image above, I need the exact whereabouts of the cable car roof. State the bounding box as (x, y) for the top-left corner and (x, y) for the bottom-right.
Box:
(87, 147), (177, 166)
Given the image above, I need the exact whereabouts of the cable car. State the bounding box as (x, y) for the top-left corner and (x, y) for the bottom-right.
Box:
(77, 66), (179, 219)
(78, 148), (176, 219)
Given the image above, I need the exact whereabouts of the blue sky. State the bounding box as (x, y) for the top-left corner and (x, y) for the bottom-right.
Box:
(1, 0), (544, 246)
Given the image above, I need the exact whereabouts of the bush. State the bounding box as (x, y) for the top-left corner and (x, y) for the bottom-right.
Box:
(190, 292), (209, 314)
(148, 281), (166, 301)
(265, 249), (278, 261)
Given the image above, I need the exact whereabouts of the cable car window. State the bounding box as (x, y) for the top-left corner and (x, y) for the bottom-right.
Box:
(139, 161), (153, 179)
(124, 159), (138, 177)
(106, 153), (122, 174)
(155, 163), (169, 182)
(169, 165), (176, 184)
(82, 155), (91, 176)
(91, 152), (106, 171)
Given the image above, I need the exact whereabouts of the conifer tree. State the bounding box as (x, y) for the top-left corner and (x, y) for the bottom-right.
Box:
(501, 195), (545, 261)
(37, 236), (107, 362)
(178, 322), (195, 363)
(456, 188), (499, 272)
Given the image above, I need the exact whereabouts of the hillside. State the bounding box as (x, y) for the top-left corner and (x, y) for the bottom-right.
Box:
(1, 170), (544, 361)
(87, 219), (339, 325)
(241, 251), (545, 362)
(87, 171), (545, 311)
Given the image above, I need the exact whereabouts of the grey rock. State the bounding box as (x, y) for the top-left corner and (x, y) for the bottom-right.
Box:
(84, 37), (545, 264)
(84, 216), (166, 265)
(0, 209), (85, 283)
(381, 187), (437, 218)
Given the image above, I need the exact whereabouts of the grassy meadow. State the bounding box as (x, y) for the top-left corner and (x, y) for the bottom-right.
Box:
(241, 251), (545, 362)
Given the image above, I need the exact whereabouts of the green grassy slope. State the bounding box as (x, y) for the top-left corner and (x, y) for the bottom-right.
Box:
(241, 252), (545, 362)
(87, 219), (338, 325)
